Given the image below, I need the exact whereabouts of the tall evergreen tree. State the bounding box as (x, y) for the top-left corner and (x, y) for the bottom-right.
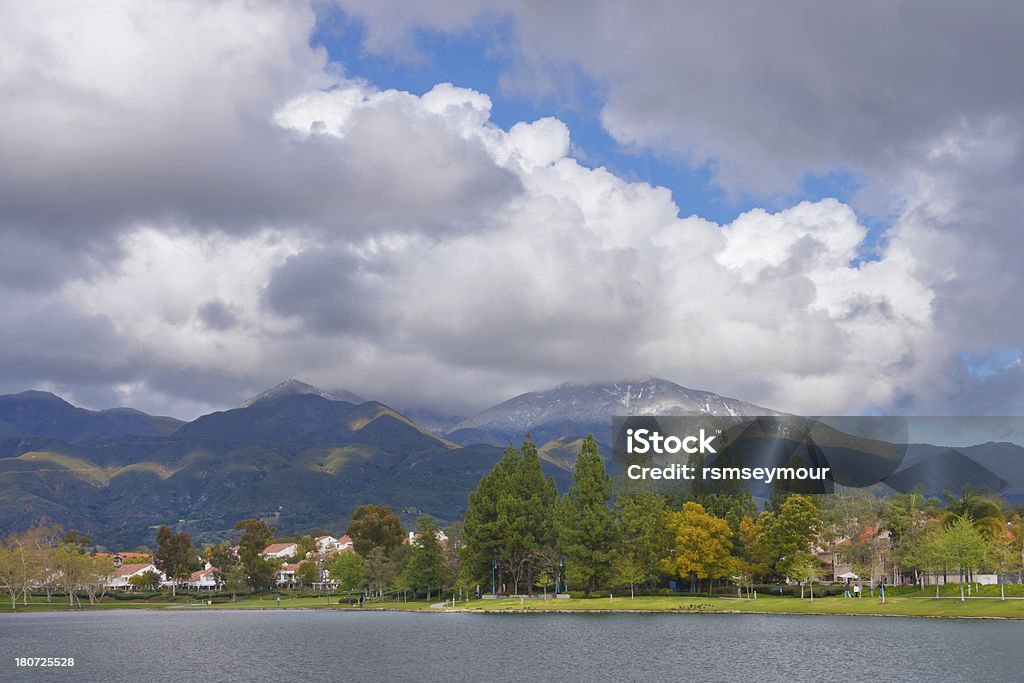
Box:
(557, 435), (617, 596)
(613, 491), (668, 598)
(462, 436), (557, 595)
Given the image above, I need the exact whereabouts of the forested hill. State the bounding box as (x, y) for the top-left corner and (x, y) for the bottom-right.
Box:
(0, 389), (570, 549)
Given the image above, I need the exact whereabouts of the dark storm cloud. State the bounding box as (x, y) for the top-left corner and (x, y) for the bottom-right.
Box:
(0, 303), (141, 388)
(262, 247), (395, 336)
(197, 299), (239, 331)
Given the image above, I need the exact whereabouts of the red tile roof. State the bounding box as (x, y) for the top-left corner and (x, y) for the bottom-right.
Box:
(262, 543), (296, 555)
(113, 563), (155, 578)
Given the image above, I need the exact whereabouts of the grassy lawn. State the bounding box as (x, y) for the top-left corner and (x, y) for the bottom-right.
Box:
(4, 593), (1024, 619)
(0, 593), (437, 612)
(449, 594), (1024, 618)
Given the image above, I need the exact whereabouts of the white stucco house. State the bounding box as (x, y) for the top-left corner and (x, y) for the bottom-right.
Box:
(106, 563), (164, 590)
(262, 543), (298, 559)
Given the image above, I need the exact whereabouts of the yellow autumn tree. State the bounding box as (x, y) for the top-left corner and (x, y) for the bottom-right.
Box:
(662, 502), (734, 593)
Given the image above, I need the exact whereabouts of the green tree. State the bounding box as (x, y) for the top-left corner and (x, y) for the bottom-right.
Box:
(154, 525), (197, 595)
(293, 535), (317, 561)
(234, 519), (276, 592)
(207, 541), (240, 584)
(442, 521), (463, 586)
(556, 435), (617, 596)
(786, 552), (822, 600)
(613, 491), (668, 598)
(942, 486), (1006, 540)
(942, 514), (991, 601)
(329, 551), (366, 596)
(296, 560), (320, 588)
(404, 516), (450, 600)
(462, 436), (557, 595)
(129, 570), (162, 591)
(345, 505), (406, 557)
(52, 541), (111, 607)
(0, 530), (45, 610)
(662, 502), (734, 593)
(224, 564), (249, 602)
(235, 519), (273, 562)
(760, 494), (820, 577)
(0, 545), (23, 610)
(364, 546), (395, 599)
(883, 489), (938, 583)
(1008, 511), (1024, 583)
(909, 521), (948, 598)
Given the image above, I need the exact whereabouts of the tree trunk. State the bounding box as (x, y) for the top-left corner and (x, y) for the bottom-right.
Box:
(959, 582), (965, 602)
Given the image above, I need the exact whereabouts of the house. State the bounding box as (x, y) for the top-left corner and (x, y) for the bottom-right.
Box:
(315, 535), (354, 554)
(315, 536), (337, 554)
(106, 563), (164, 590)
(315, 535), (354, 555)
(187, 564), (220, 590)
(262, 542), (298, 559)
(276, 563), (301, 586)
(407, 529), (449, 548)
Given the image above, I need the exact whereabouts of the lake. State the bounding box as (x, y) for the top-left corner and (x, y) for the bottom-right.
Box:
(2, 610), (1022, 681)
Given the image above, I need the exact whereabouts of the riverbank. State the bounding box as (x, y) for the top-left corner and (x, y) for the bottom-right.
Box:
(4, 594), (1024, 619)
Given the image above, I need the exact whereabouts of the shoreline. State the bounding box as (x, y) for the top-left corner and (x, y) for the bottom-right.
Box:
(4, 601), (1024, 621)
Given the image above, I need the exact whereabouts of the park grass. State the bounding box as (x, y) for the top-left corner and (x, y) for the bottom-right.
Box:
(449, 594), (1024, 618)
(4, 593), (1024, 619)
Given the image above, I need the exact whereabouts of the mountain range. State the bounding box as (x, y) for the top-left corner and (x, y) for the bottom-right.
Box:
(0, 377), (767, 548)
(2, 378), (1021, 549)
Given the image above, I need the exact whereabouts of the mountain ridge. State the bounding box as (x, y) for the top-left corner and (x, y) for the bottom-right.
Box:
(447, 377), (780, 447)
(0, 390), (184, 445)
(240, 378), (365, 408)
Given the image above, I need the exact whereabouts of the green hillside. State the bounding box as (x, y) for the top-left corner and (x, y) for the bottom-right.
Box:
(0, 393), (571, 548)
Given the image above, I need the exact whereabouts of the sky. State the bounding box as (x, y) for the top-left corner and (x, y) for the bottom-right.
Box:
(1, 0), (1023, 420)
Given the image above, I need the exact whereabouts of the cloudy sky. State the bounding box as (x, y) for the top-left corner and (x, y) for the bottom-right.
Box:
(2, 0), (1023, 420)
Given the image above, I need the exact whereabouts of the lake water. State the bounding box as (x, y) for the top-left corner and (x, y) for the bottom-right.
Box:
(2, 610), (1022, 682)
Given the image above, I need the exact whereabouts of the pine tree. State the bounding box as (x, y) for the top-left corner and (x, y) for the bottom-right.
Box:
(462, 436), (557, 595)
(556, 435), (617, 596)
(613, 491), (668, 597)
